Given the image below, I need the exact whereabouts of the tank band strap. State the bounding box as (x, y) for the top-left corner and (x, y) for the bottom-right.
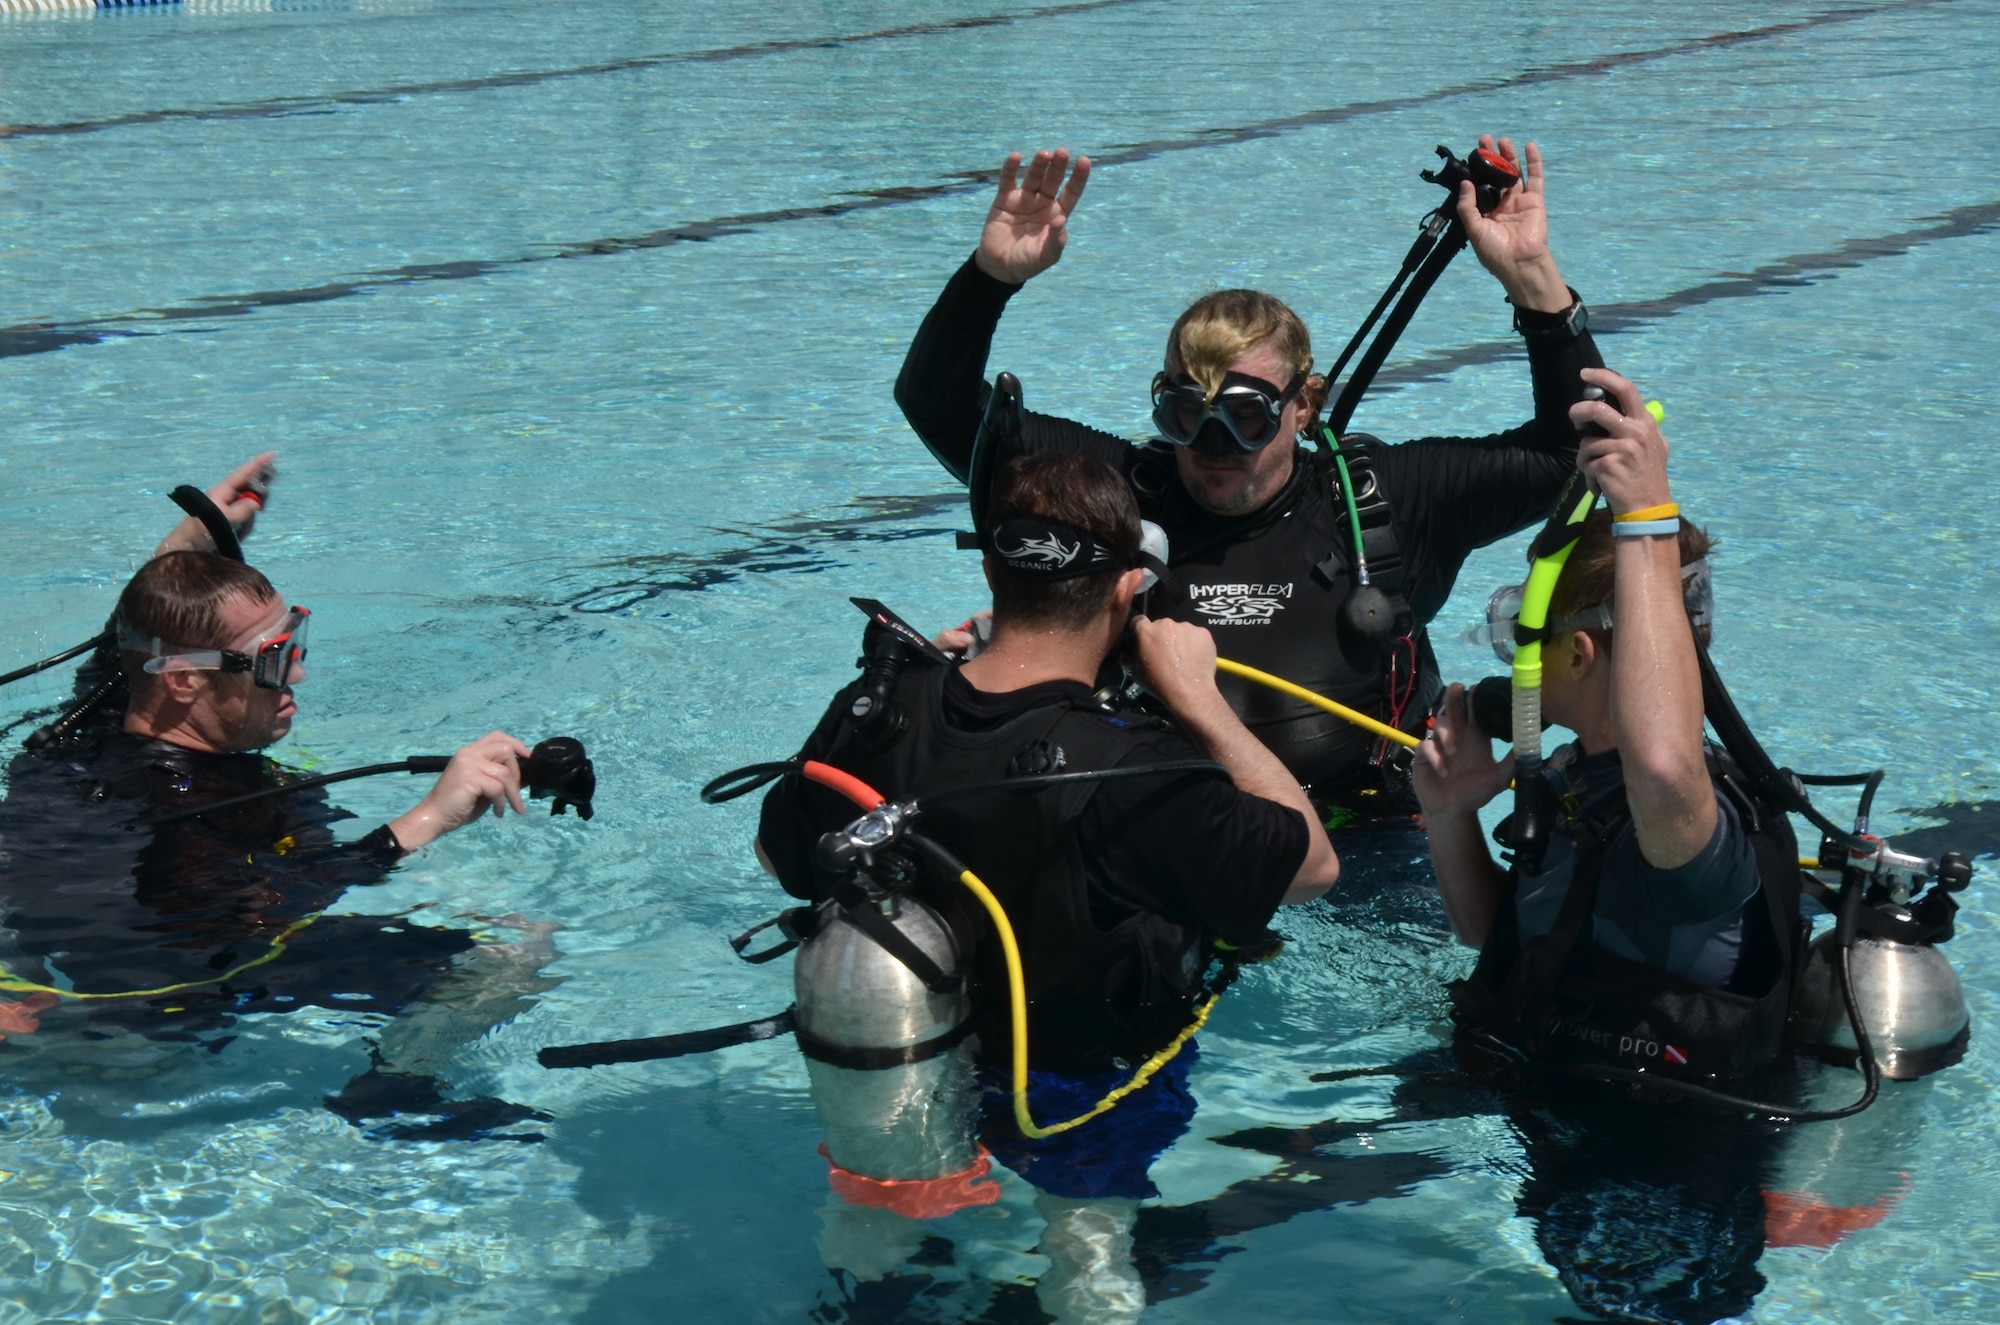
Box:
(795, 1013), (976, 1073)
(834, 885), (964, 995)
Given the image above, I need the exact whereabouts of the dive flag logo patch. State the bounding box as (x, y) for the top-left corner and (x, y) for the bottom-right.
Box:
(1663, 1044), (1689, 1067)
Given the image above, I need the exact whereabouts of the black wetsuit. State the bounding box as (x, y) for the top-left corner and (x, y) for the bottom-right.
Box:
(0, 724), (471, 1043)
(895, 257), (1605, 790)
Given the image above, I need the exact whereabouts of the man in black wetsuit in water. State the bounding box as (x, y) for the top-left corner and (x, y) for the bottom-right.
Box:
(896, 134), (1607, 807)
(0, 459), (560, 1141)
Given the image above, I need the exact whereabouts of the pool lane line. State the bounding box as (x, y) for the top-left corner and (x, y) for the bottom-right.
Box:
(11, 189), (1996, 369)
(0, 0), (1960, 361)
(563, 493), (967, 612)
(0, 0), (1156, 140)
(1091, 0), (1958, 170)
(1360, 196), (2000, 395)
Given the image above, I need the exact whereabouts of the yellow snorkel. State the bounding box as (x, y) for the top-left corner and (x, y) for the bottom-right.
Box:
(1508, 400), (1663, 851)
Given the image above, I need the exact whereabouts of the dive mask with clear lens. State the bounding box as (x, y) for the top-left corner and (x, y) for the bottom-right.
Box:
(125, 606), (311, 690)
(1464, 559), (1712, 665)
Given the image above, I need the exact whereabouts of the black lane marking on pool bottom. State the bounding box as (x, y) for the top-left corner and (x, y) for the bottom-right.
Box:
(0, 0), (1950, 361)
(1364, 196), (2000, 395)
(561, 492), (966, 613)
(0, 0), (1152, 141)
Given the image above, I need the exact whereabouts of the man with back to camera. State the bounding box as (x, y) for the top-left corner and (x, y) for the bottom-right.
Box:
(895, 133), (1609, 810)
(756, 452), (1337, 1320)
(0, 455), (563, 1141)
(1410, 365), (1804, 1323)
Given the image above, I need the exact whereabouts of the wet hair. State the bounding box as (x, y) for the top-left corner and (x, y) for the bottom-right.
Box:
(1164, 289), (1326, 430)
(116, 551), (277, 694)
(986, 454), (1141, 630)
(1547, 508), (1715, 650)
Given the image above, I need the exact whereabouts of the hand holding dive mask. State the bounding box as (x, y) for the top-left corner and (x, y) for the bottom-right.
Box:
(119, 606), (311, 690)
(1151, 370), (1305, 453)
(1465, 559), (1712, 665)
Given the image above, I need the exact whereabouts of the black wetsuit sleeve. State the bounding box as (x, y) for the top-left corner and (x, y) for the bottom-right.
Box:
(354, 824), (407, 868)
(1373, 319), (1606, 622)
(1079, 749), (1308, 945)
(893, 255), (1133, 484)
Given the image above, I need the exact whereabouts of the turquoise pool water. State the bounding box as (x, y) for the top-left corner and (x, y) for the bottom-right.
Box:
(3, 0), (1999, 1318)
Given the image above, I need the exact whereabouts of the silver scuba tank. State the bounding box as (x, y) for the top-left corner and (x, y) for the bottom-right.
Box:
(794, 891), (980, 1181)
(1790, 840), (1973, 1082)
(1790, 927), (1970, 1081)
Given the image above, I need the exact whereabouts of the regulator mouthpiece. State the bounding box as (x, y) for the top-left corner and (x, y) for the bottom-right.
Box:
(525, 737), (596, 820)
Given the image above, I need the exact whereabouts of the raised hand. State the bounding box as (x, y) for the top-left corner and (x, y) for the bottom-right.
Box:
(156, 451), (277, 556)
(974, 148), (1092, 286)
(1457, 136), (1570, 313)
(1130, 615), (1224, 719)
(1571, 368), (1673, 515)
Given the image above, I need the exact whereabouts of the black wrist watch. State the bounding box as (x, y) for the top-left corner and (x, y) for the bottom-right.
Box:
(1512, 289), (1588, 340)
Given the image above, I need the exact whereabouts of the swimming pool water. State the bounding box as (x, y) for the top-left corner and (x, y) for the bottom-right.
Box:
(3, 0), (1999, 1319)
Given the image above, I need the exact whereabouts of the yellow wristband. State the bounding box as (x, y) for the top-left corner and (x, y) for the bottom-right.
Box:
(1614, 501), (1679, 523)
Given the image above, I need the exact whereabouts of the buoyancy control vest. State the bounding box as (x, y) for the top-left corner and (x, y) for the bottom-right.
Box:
(1451, 748), (1805, 1088)
(1125, 439), (1437, 791)
(812, 663), (1211, 1074)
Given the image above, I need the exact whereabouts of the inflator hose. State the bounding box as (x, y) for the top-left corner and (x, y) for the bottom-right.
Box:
(150, 757), (452, 826)
(1, 632), (111, 689)
(1329, 214), (1468, 437)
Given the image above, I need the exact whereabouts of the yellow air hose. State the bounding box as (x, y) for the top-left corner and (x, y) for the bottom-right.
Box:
(1214, 658), (1420, 750)
(952, 865), (1219, 1140)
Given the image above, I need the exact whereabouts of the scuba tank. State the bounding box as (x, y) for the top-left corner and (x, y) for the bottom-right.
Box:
(784, 620), (985, 1188)
(1793, 935), (1968, 1080)
(792, 849), (981, 1182)
(1789, 840), (1973, 1081)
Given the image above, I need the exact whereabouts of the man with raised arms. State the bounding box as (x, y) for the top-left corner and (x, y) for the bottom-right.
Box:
(895, 135), (1608, 808)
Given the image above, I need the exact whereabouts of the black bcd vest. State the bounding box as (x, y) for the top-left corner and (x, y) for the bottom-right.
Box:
(1450, 749), (1806, 1089)
(811, 662), (1212, 1073)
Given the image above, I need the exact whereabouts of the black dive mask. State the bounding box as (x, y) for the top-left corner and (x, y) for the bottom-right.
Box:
(1152, 370), (1305, 453)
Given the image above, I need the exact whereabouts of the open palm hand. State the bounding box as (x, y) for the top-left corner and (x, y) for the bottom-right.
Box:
(975, 148), (1091, 286)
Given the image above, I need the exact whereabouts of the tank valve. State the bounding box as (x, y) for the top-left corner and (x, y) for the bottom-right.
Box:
(816, 802), (917, 875)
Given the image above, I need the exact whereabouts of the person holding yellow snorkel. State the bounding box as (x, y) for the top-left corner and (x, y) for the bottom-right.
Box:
(1416, 367), (1795, 1084)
